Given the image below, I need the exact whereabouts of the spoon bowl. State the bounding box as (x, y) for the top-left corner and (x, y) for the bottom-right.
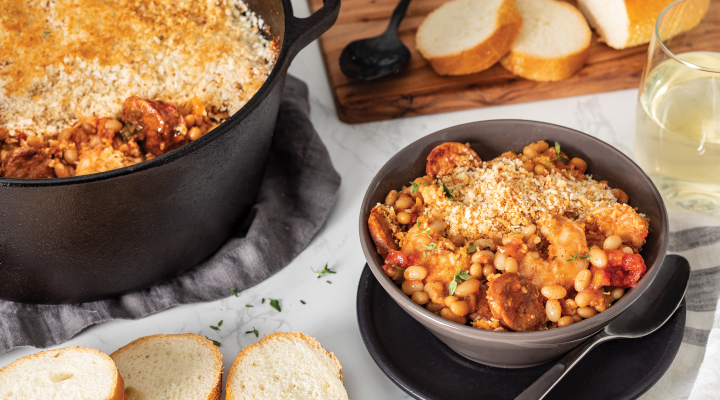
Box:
(516, 254), (691, 400)
(339, 0), (412, 80)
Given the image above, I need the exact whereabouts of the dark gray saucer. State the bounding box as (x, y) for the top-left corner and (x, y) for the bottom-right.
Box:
(357, 265), (686, 400)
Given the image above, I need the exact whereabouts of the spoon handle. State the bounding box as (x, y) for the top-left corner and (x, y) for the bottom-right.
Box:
(387, 0), (412, 32)
(514, 330), (615, 400)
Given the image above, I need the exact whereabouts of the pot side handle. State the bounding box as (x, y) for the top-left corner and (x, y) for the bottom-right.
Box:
(283, 0), (340, 61)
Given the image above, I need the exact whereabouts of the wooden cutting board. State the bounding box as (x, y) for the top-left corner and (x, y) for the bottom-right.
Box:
(308, 0), (720, 124)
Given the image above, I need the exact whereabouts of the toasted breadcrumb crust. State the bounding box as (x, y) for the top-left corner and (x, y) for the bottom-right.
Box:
(418, 157), (618, 240)
(0, 0), (277, 138)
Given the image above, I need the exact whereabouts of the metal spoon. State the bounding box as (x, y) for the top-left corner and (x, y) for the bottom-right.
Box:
(339, 0), (411, 81)
(515, 254), (690, 400)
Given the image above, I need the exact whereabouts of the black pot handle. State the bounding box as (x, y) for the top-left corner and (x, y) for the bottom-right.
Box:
(283, 0), (340, 60)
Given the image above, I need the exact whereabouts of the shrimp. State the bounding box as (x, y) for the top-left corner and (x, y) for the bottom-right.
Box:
(426, 142), (482, 179)
(519, 213), (589, 290)
(584, 204), (649, 251)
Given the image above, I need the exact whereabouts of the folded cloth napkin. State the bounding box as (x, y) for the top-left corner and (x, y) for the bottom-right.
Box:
(640, 212), (720, 399)
(0, 75), (341, 354)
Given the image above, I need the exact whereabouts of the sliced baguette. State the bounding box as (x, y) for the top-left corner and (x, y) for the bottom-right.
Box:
(110, 333), (222, 400)
(500, 0), (591, 82)
(0, 346), (127, 400)
(578, 0), (709, 50)
(416, 0), (522, 76)
(226, 332), (348, 400)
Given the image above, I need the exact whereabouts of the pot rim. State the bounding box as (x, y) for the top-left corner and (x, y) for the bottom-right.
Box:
(359, 119), (670, 343)
(1, 0), (303, 187)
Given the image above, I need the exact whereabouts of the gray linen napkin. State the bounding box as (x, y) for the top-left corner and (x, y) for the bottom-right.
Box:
(639, 212), (720, 399)
(0, 75), (341, 354)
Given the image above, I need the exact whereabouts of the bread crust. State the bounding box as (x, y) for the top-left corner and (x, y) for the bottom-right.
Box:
(500, 1), (591, 82)
(226, 331), (346, 400)
(110, 333), (223, 400)
(418, 0), (522, 76)
(0, 346), (126, 400)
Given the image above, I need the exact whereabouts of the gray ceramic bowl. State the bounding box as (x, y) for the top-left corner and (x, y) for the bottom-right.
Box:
(359, 120), (669, 368)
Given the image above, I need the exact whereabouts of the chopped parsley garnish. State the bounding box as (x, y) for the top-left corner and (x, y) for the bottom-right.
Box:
(441, 183), (456, 200)
(245, 304), (253, 308)
(205, 336), (221, 347)
(231, 288), (238, 297)
(566, 251), (590, 262)
(245, 327), (259, 338)
(312, 263), (336, 279)
(448, 269), (471, 296)
(544, 142), (570, 164)
(422, 251), (427, 259)
(269, 299), (281, 312)
(416, 222), (433, 239)
(410, 181), (431, 194)
(300, 300), (306, 304)
(467, 243), (479, 254)
(603, 291), (611, 296)
(424, 243), (437, 251)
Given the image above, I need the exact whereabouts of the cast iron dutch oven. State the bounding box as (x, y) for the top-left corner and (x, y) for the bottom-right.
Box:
(0, 0), (340, 304)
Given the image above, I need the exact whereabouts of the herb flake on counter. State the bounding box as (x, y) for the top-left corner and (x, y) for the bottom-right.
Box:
(448, 269), (471, 296)
(262, 298), (265, 304)
(218, 320), (223, 327)
(210, 325), (220, 331)
(300, 300), (306, 304)
(245, 327), (259, 338)
(326, 280), (332, 284)
(269, 299), (281, 312)
(312, 263), (336, 279)
(205, 336), (221, 347)
(245, 304), (253, 308)
(231, 288), (238, 297)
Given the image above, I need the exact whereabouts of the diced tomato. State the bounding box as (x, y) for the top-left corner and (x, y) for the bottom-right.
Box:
(590, 250), (647, 289)
(384, 251), (409, 267)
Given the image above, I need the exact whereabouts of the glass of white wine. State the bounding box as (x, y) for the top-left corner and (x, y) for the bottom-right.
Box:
(634, 0), (720, 215)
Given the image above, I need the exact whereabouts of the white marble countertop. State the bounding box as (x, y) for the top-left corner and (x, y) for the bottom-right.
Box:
(0, 1), (646, 399)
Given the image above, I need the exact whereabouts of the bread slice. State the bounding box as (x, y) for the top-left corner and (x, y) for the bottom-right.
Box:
(578, 0), (709, 50)
(110, 333), (222, 400)
(0, 346), (127, 400)
(416, 0), (522, 76)
(500, 0), (591, 82)
(226, 332), (348, 400)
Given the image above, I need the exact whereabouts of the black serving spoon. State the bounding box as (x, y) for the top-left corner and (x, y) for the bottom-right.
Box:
(339, 0), (412, 80)
(515, 254), (690, 400)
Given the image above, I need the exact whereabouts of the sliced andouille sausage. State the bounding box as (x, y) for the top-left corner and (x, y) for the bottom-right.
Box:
(487, 272), (547, 332)
(121, 96), (188, 156)
(1, 147), (55, 179)
(426, 142), (482, 179)
(368, 205), (399, 258)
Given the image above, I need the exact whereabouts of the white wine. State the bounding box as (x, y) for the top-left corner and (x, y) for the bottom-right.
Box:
(634, 52), (720, 213)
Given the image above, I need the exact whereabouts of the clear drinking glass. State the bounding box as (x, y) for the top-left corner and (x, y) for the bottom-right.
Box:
(634, 0), (720, 215)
